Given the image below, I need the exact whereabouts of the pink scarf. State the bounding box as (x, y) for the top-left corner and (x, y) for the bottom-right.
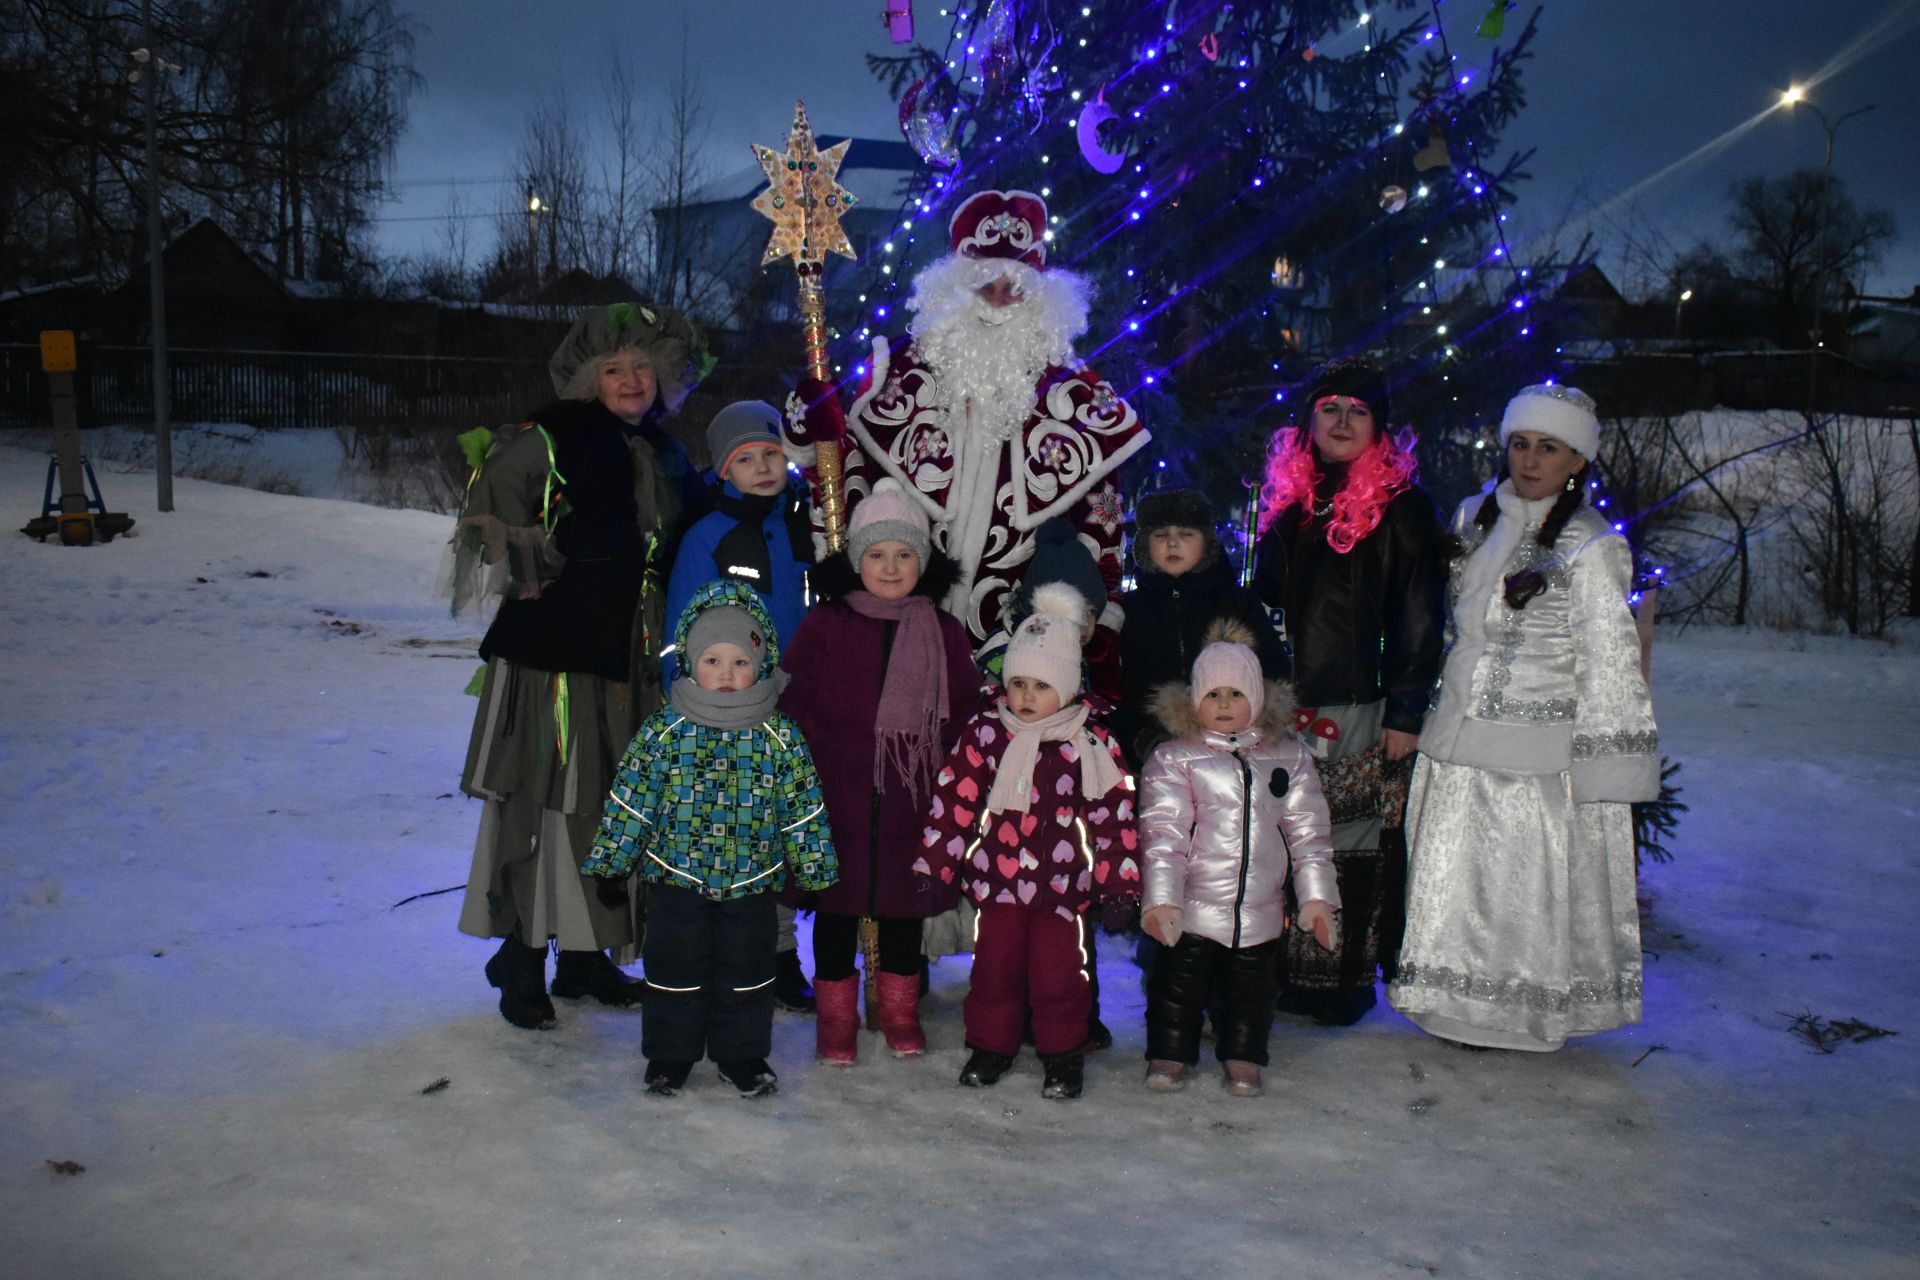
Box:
(987, 700), (1125, 815)
(846, 590), (950, 792)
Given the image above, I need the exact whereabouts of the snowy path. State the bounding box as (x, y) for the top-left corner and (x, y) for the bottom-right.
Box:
(1, 442), (1914, 1279)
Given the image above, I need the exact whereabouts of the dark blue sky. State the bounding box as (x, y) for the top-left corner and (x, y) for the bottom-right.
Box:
(376, 0), (1920, 296)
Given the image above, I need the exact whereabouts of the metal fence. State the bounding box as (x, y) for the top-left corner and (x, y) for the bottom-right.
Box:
(0, 344), (550, 433)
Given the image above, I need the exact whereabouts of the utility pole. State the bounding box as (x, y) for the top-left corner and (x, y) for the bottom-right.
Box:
(139, 0), (174, 512)
(527, 189), (542, 296)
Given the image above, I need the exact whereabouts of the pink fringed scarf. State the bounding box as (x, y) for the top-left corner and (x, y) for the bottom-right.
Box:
(846, 590), (951, 791)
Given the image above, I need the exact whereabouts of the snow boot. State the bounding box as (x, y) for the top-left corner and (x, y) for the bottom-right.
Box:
(959, 1048), (1016, 1088)
(814, 975), (860, 1067)
(484, 934), (555, 1030)
(1083, 1017), (1114, 1053)
(644, 1060), (693, 1097)
(874, 970), (926, 1058)
(773, 950), (816, 1014)
(1223, 1060), (1263, 1098)
(1144, 1060), (1189, 1092)
(717, 1058), (779, 1098)
(1041, 1053), (1085, 1100)
(551, 949), (645, 1008)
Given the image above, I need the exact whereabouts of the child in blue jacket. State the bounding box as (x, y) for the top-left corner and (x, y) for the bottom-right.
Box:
(585, 579), (838, 1098)
(661, 400), (821, 1011)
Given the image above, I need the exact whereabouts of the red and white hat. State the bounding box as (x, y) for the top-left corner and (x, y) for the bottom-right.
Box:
(948, 189), (1048, 269)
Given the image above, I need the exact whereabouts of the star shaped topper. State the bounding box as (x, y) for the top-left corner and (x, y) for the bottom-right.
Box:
(751, 100), (858, 267)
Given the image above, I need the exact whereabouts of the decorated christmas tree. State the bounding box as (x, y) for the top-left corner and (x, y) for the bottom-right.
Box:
(843, 0), (1556, 517)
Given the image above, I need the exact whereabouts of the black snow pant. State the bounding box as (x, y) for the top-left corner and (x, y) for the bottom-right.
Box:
(641, 884), (776, 1065)
(1146, 933), (1282, 1067)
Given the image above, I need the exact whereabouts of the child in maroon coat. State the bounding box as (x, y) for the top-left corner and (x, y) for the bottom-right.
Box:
(919, 585), (1141, 1099)
(781, 480), (987, 1066)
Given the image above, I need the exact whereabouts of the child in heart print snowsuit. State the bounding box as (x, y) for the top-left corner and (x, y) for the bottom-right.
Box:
(919, 585), (1140, 1099)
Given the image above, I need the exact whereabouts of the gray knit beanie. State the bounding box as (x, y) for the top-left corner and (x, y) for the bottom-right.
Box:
(706, 400), (784, 474)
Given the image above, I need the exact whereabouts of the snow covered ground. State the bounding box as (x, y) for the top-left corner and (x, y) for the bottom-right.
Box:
(1, 436), (1915, 1279)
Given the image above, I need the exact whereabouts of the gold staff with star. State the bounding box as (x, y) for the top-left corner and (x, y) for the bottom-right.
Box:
(754, 102), (890, 1024)
(751, 100), (859, 552)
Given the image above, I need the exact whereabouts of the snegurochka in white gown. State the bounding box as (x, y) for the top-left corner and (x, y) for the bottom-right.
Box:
(1388, 384), (1658, 1051)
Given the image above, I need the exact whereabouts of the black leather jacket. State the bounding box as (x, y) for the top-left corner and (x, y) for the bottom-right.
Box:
(1251, 484), (1445, 735)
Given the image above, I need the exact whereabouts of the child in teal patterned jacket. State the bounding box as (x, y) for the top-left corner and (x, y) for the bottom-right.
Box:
(585, 579), (837, 1097)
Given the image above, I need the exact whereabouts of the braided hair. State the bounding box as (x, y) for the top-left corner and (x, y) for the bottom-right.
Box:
(1471, 467), (1587, 609)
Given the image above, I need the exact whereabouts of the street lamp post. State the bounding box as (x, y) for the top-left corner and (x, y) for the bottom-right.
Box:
(134, 0), (181, 512)
(526, 190), (543, 295)
(1674, 288), (1693, 340)
(1779, 87), (1877, 350)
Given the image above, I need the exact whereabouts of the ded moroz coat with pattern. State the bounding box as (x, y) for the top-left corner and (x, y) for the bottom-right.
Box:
(785, 336), (1148, 648)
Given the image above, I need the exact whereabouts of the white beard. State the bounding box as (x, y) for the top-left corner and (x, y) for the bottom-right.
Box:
(908, 255), (1092, 442)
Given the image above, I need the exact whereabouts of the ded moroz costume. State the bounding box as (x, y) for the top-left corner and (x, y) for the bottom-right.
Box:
(783, 189), (1149, 651)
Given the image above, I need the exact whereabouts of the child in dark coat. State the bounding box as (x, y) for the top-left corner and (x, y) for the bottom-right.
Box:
(584, 580), (838, 1097)
(1115, 489), (1287, 770)
(663, 399), (820, 1012)
(779, 479), (988, 1066)
(920, 585), (1141, 1099)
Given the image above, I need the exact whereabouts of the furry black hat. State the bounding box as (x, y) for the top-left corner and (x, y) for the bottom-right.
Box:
(1130, 488), (1221, 576)
(1300, 355), (1391, 428)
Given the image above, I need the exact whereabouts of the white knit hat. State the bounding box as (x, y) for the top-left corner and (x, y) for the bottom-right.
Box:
(1499, 383), (1600, 459)
(1004, 583), (1085, 697)
(1190, 641), (1264, 722)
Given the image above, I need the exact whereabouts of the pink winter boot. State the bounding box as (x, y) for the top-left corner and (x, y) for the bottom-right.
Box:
(814, 975), (860, 1067)
(874, 970), (927, 1058)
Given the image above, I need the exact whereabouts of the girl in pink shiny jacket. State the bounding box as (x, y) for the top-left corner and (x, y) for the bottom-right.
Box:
(1137, 624), (1340, 1097)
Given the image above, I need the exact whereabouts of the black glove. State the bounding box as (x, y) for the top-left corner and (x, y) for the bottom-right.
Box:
(593, 876), (630, 909)
(795, 890), (823, 916)
(1100, 897), (1139, 935)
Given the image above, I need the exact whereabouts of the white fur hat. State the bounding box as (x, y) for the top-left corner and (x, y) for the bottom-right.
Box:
(1499, 383), (1600, 459)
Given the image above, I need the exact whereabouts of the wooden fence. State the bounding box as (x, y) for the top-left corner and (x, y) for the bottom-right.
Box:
(0, 344), (551, 433)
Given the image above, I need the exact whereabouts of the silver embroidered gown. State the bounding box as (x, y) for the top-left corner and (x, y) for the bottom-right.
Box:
(1387, 481), (1658, 1050)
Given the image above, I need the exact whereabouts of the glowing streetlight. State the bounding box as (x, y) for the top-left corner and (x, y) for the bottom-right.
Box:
(1674, 287), (1694, 338)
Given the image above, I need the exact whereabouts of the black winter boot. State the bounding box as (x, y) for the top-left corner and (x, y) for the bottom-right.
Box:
(717, 1058), (779, 1098)
(484, 935), (556, 1030)
(773, 950), (816, 1013)
(1041, 1053), (1085, 1100)
(551, 949), (645, 1007)
(645, 1060), (693, 1096)
(958, 1048), (1016, 1087)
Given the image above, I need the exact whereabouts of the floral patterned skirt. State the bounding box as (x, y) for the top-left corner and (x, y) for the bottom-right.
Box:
(1387, 755), (1642, 1050)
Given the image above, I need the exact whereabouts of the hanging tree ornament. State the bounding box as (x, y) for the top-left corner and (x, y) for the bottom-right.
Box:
(899, 75), (962, 170)
(1198, 32), (1220, 62)
(1076, 85), (1126, 175)
(1412, 120), (1452, 172)
(1379, 184), (1409, 213)
(977, 0), (1019, 91)
(882, 0), (913, 44)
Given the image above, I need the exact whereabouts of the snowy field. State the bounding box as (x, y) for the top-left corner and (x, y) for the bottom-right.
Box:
(1, 435), (1916, 1279)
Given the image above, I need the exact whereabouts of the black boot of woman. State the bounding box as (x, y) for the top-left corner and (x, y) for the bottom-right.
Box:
(484, 932), (557, 1030)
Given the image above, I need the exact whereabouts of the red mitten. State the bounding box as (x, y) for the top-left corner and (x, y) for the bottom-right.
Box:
(786, 376), (848, 449)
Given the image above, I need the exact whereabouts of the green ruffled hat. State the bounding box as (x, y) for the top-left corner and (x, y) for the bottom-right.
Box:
(548, 301), (717, 413)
